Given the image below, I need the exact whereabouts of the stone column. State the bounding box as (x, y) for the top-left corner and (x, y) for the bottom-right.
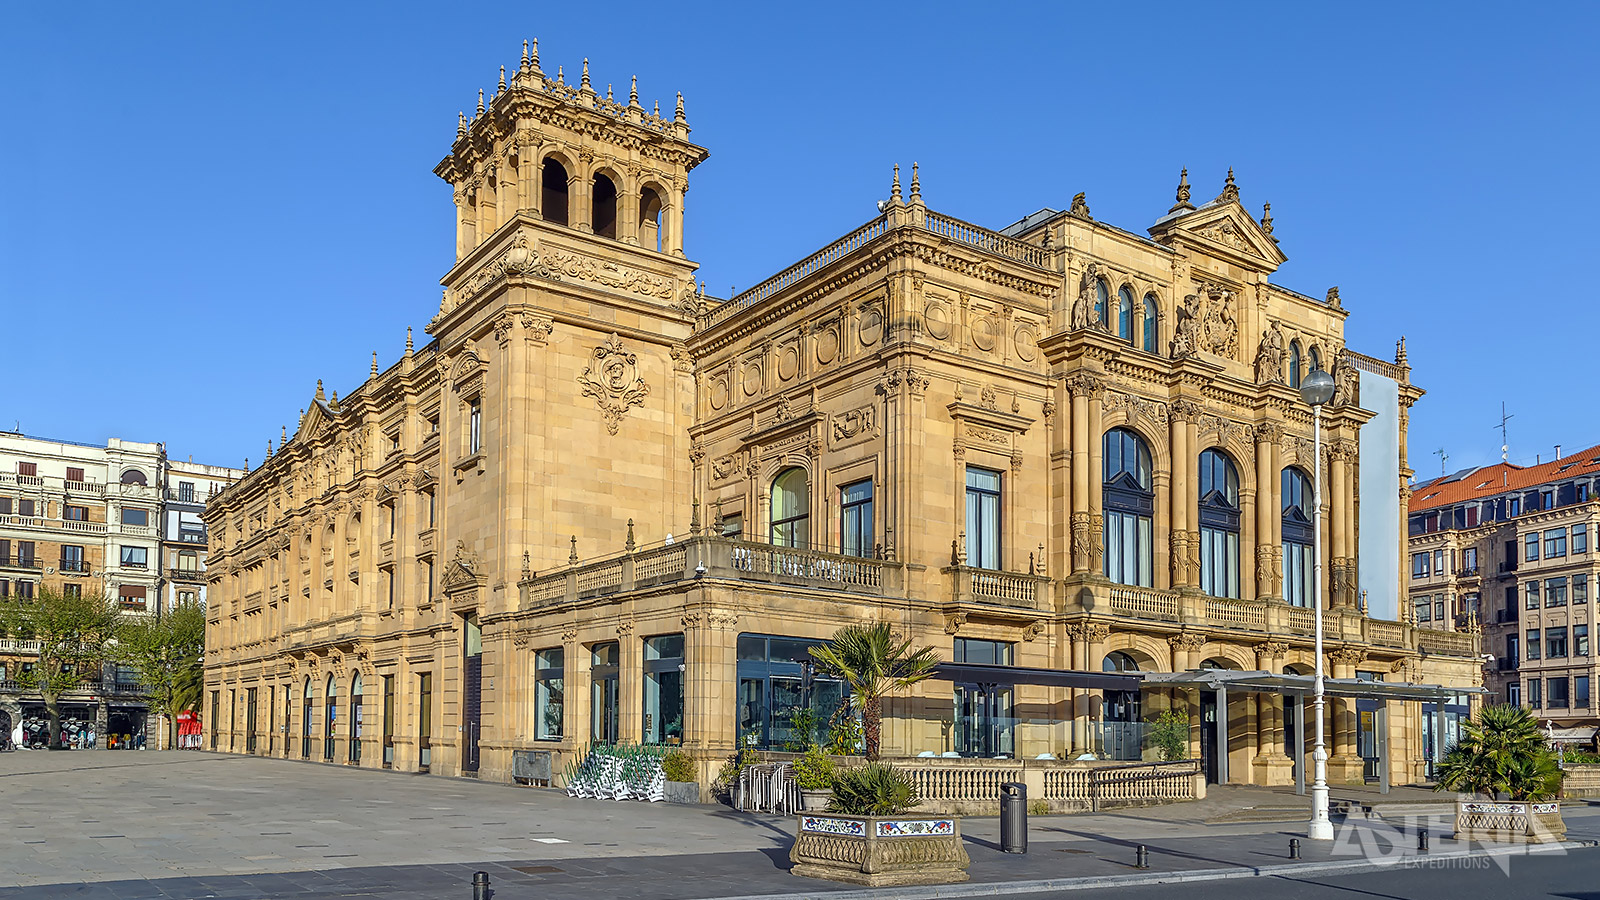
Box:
(1084, 623), (1110, 753)
(617, 623), (642, 744)
(666, 186), (686, 257)
(1169, 401), (1199, 588)
(1067, 374), (1095, 575)
(1251, 642), (1292, 785)
(455, 189), (474, 259)
(1330, 440), (1349, 608)
(1328, 648), (1366, 783)
(1255, 424), (1281, 599)
(1087, 392), (1105, 574)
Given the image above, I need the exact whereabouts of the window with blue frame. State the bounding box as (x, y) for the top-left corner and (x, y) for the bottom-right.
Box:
(735, 634), (847, 750)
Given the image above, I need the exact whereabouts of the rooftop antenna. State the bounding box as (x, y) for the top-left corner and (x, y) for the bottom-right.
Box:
(1434, 447), (1449, 476)
(1498, 402), (1514, 463)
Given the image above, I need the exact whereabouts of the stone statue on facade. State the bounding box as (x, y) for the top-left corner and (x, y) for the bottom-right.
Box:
(1170, 293), (1201, 360)
(1254, 321), (1285, 385)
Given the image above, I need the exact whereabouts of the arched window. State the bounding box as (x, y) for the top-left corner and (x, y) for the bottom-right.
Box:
(1142, 294), (1159, 352)
(301, 676), (314, 759)
(324, 673), (337, 761)
(770, 467), (809, 548)
(1102, 651), (1140, 673)
(1116, 287), (1134, 342)
(1199, 449), (1241, 598)
(1093, 279), (1109, 327)
(1308, 346), (1322, 377)
(542, 158), (569, 226)
(1289, 341), (1303, 388)
(349, 673), (364, 764)
(1199, 657), (1237, 670)
(1103, 428), (1154, 587)
(638, 186), (663, 250)
(1282, 467), (1315, 607)
(592, 173), (618, 238)
(120, 469), (147, 486)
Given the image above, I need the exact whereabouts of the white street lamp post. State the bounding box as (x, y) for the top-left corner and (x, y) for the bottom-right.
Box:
(1301, 367), (1336, 841)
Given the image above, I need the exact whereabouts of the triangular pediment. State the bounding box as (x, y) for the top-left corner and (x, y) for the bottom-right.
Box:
(296, 400), (338, 444)
(441, 559), (480, 591)
(1150, 201), (1287, 271)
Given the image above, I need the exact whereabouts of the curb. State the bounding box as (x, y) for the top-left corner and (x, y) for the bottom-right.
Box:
(702, 840), (1599, 900)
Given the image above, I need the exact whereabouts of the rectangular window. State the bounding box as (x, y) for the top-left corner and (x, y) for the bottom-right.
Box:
(1434, 598), (1445, 620)
(18, 499), (34, 517)
(425, 560), (434, 603)
(1547, 576), (1569, 607)
(64, 505), (87, 521)
(1526, 629), (1541, 659)
(1548, 626), (1568, 658)
(1582, 483), (1593, 502)
(1526, 580), (1541, 609)
(720, 512), (744, 539)
(418, 672), (433, 772)
(1462, 547), (1478, 572)
(1433, 549), (1445, 574)
(385, 503), (396, 539)
(1577, 675), (1591, 708)
(535, 647), (564, 740)
(1507, 634), (1520, 665)
(120, 546), (148, 568)
(1526, 533), (1540, 562)
(1529, 677), (1542, 709)
(964, 467), (1002, 571)
(1411, 552), (1428, 578)
(954, 637), (1014, 666)
(425, 490), (435, 528)
(17, 462), (35, 477)
(385, 569), (395, 609)
(839, 480), (874, 558)
(1576, 524), (1589, 554)
(1577, 574), (1589, 603)
(121, 508), (149, 526)
(1543, 489), (1555, 510)
(16, 541), (33, 566)
(1546, 528), (1567, 558)
(590, 642), (619, 744)
(62, 583), (80, 599)
(643, 634), (685, 744)
(1577, 624), (1590, 656)
(1548, 677), (1569, 708)
(468, 398), (482, 455)
(65, 466), (83, 483)
(60, 545), (84, 572)
(178, 481), (195, 502)
(1508, 681), (1521, 706)
(1415, 598), (1432, 622)
(16, 581), (32, 600)
(0, 580), (8, 598)
(0, 498), (9, 515)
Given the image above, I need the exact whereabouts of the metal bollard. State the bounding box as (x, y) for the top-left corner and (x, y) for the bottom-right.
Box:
(999, 782), (1028, 854)
(471, 871), (490, 900)
(1289, 838), (1301, 859)
(1135, 845), (1149, 869)
(1418, 828), (1429, 853)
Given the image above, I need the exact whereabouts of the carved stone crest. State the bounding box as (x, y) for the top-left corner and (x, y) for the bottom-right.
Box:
(578, 333), (651, 435)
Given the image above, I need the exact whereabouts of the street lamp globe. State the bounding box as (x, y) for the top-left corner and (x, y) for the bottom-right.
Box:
(1300, 368), (1336, 407)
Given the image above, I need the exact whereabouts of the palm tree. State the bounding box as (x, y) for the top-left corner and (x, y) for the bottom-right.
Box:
(1435, 704), (1563, 801)
(809, 623), (940, 761)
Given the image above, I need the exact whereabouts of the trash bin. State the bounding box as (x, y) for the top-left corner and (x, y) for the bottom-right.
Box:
(1000, 781), (1027, 853)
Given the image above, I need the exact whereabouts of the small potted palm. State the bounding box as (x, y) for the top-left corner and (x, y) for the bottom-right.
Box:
(791, 763), (968, 886)
(1437, 704), (1566, 843)
(793, 746), (836, 811)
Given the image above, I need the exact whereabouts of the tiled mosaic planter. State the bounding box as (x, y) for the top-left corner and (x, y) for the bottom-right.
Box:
(790, 814), (969, 886)
(1454, 800), (1566, 844)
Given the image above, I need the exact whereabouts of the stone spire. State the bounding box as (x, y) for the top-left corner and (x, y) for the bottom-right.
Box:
(282, 424), (288, 445)
(909, 162), (922, 202)
(556, 65), (564, 86)
(580, 58), (593, 95)
(267, 439), (273, 458)
(629, 75), (640, 108)
(329, 390), (339, 411)
(674, 91), (686, 124)
(529, 38), (541, 76)
(1260, 202), (1275, 239)
(456, 112), (466, 140)
(1217, 167), (1239, 203)
(371, 352), (379, 377)
(315, 379), (325, 401)
(498, 65), (506, 94)
(606, 83), (613, 102)
(521, 39), (530, 71)
(476, 88), (485, 116)
(1396, 336), (1408, 365)
(890, 163), (902, 204)
(405, 326), (414, 356)
(1169, 167), (1195, 212)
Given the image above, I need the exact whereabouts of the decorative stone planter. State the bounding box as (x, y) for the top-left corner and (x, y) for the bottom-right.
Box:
(1454, 800), (1566, 843)
(799, 789), (832, 811)
(663, 781), (700, 804)
(790, 814), (969, 886)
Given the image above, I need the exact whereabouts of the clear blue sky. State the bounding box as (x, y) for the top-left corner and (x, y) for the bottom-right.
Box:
(2, 2), (1594, 476)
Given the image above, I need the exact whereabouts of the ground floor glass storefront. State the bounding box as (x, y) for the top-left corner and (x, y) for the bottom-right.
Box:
(736, 634), (846, 749)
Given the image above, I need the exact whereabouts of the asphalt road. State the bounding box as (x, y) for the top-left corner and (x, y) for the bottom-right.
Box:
(985, 846), (1600, 900)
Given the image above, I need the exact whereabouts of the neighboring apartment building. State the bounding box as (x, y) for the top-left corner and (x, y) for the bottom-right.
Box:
(0, 432), (164, 744)
(158, 459), (243, 614)
(1409, 446), (1600, 737)
(202, 43), (1481, 790)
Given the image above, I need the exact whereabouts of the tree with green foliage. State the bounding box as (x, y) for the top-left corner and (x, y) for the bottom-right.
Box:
(1147, 708), (1190, 761)
(1435, 704), (1563, 801)
(809, 623), (940, 761)
(116, 599), (206, 749)
(0, 585), (119, 750)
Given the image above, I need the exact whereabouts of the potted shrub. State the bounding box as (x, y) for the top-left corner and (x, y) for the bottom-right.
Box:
(809, 623), (939, 761)
(1437, 704), (1566, 843)
(793, 746), (836, 811)
(790, 763), (969, 886)
(661, 749), (700, 805)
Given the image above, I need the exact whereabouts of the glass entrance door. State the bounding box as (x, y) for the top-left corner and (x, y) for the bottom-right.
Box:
(591, 642), (619, 744)
(954, 682), (1013, 758)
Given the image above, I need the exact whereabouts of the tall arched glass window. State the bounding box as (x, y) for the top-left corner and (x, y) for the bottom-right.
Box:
(1308, 346), (1322, 377)
(770, 467), (809, 548)
(542, 158), (570, 226)
(1094, 279), (1109, 326)
(1116, 287), (1134, 342)
(1289, 341), (1303, 388)
(349, 673), (364, 764)
(1282, 467), (1315, 607)
(1103, 428), (1154, 586)
(1199, 449), (1241, 598)
(1142, 294), (1159, 352)
(302, 676), (313, 759)
(323, 673), (337, 761)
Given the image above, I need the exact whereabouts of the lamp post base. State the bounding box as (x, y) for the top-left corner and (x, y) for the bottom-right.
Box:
(1308, 783), (1334, 840)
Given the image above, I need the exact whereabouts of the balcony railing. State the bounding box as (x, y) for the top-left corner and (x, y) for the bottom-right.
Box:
(64, 480), (106, 496)
(0, 638), (42, 654)
(0, 555), (42, 571)
(1457, 566), (1480, 578)
(58, 559), (90, 573)
(948, 565), (1047, 609)
(1497, 657), (1519, 672)
(1107, 585), (1179, 622)
(0, 473), (44, 487)
(168, 567), (206, 583)
(1496, 608), (1519, 624)
(165, 489), (201, 503)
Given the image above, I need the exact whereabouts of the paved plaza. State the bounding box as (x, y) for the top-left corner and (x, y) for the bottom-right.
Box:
(2, 751), (1598, 899)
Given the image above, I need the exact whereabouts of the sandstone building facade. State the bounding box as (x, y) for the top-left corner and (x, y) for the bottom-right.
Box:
(202, 43), (1481, 788)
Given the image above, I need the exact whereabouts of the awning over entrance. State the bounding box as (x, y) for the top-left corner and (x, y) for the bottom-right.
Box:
(932, 662), (1139, 692)
(1142, 669), (1487, 701)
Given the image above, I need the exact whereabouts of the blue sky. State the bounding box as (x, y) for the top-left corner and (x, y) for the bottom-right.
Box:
(2, 2), (1594, 476)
